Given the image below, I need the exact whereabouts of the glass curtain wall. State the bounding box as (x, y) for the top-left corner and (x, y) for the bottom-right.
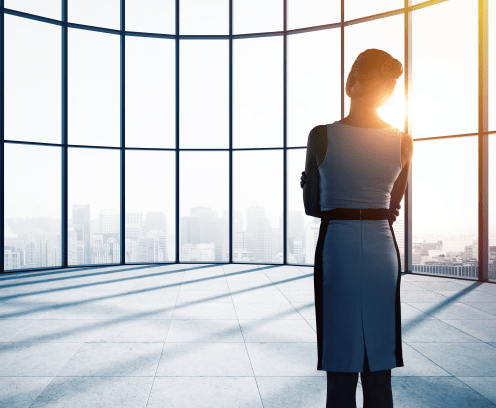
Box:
(2, 0), (493, 283)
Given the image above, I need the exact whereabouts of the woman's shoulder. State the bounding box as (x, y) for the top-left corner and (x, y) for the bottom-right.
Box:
(307, 125), (328, 150)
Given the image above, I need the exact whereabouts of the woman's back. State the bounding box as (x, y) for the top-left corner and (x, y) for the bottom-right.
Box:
(318, 121), (403, 211)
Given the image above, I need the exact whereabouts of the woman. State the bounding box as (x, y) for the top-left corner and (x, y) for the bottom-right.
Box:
(301, 48), (414, 408)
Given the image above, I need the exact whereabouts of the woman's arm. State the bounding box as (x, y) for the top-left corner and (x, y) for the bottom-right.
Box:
(303, 127), (322, 218)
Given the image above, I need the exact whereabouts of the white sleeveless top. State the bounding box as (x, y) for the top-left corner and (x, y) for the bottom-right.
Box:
(318, 121), (403, 211)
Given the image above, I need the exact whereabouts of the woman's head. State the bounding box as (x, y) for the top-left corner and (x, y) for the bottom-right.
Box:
(346, 49), (403, 108)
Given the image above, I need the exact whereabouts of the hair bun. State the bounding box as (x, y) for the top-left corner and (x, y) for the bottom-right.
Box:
(380, 58), (403, 79)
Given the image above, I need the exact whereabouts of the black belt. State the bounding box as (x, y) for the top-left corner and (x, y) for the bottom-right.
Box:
(321, 208), (390, 221)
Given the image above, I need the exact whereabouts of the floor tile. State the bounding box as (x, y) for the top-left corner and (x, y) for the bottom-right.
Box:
(239, 319), (316, 342)
(172, 301), (238, 319)
(401, 318), (483, 343)
(57, 343), (163, 376)
(106, 302), (176, 320)
(0, 377), (53, 408)
(119, 289), (180, 303)
(175, 290), (232, 304)
(0, 319), (37, 342)
(29, 377), (154, 408)
(440, 320), (496, 342)
(225, 271), (273, 282)
(245, 343), (326, 377)
(155, 343), (253, 376)
(406, 302), (496, 320)
(180, 278), (229, 291)
(290, 302), (316, 320)
(399, 303), (437, 320)
(273, 279), (315, 291)
(0, 343), (83, 376)
(234, 302), (303, 320)
(0, 302), (61, 320)
(256, 377), (327, 408)
(231, 289), (291, 303)
(390, 376), (496, 408)
(410, 281), (475, 292)
(277, 290), (315, 303)
(165, 319), (244, 342)
(147, 377), (263, 408)
(6, 319), (171, 343)
(40, 300), (117, 320)
(228, 281), (279, 292)
(435, 290), (496, 303)
(462, 302), (496, 316)
(391, 343), (452, 377)
(399, 290), (452, 303)
(457, 377), (496, 405)
(408, 342), (496, 377)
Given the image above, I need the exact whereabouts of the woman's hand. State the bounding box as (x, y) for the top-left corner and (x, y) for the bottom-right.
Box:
(300, 171), (307, 189)
(300, 171), (402, 224)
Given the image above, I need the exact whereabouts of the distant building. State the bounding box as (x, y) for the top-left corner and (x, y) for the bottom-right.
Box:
(72, 204), (90, 264)
(99, 209), (119, 234)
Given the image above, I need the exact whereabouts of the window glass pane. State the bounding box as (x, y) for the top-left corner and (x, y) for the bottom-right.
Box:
(68, 148), (120, 266)
(490, 134), (496, 282)
(69, 28), (120, 147)
(344, 14), (404, 130)
(69, 0), (120, 29)
(126, 0), (175, 34)
(412, 137), (478, 279)
(125, 151), (176, 263)
(5, 15), (61, 144)
(126, 37), (175, 148)
(4, 144), (61, 271)
(489, 0), (496, 132)
(345, 0), (403, 21)
(412, 0), (477, 139)
(5, 0), (61, 20)
(180, 0), (228, 35)
(233, 150), (283, 263)
(233, 0), (282, 34)
(180, 40), (229, 149)
(180, 152), (229, 262)
(287, 29), (341, 147)
(233, 37), (283, 148)
(287, 148), (320, 265)
(287, 0), (340, 30)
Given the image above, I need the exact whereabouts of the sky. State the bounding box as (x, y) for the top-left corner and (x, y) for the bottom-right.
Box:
(3, 0), (496, 239)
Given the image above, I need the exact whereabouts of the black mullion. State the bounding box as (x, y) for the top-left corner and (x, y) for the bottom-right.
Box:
(229, 0), (233, 264)
(120, 0), (125, 265)
(0, 0), (4, 273)
(283, 0), (287, 265)
(175, 0), (180, 263)
(62, 0), (68, 269)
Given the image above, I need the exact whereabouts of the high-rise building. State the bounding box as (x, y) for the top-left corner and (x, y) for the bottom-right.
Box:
(245, 205), (274, 263)
(99, 209), (119, 234)
(126, 210), (143, 228)
(181, 207), (227, 262)
(72, 204), (90, 264)
(25, 241), (36, 267)
(145, 212), (167, 234)
(4, 246), (22, 270)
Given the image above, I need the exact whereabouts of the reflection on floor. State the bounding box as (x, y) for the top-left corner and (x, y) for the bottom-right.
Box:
(0, 264), (495, 407)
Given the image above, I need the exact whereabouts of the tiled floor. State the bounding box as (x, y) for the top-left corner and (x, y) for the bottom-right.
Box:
(1, 263), (496, 407)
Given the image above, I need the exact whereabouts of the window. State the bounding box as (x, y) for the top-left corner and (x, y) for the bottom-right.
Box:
(4, 145), (62, 270)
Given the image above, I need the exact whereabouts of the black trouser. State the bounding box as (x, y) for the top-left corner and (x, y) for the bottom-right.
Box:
(325, 346), (394, 408)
